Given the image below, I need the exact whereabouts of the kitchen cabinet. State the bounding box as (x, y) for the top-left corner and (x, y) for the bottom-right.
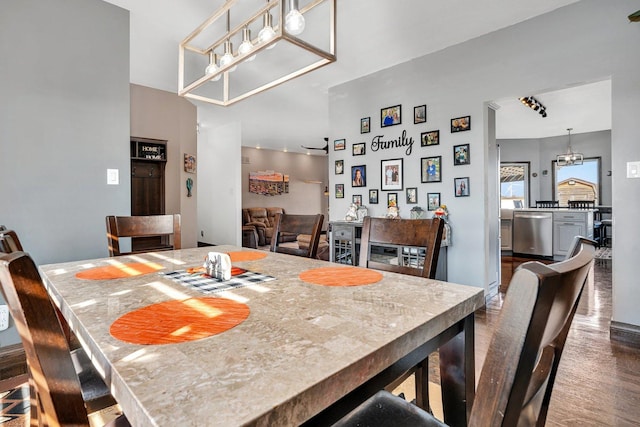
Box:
(553, 211), (593, 258)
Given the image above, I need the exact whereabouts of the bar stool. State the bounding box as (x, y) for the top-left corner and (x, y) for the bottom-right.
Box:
(601, 219), (612, 247)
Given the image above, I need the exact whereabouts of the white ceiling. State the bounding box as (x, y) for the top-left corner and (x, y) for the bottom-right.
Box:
(104, 0), (611, 154)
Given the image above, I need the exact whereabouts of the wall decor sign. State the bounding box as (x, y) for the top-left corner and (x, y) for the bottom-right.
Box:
(414, 105), (426, 124)
(351, 165), (366, 187)
(249, 170), (289, 196)
(451, 116), (471, 133)
(427, 192), (441, 211)
(334, 139), (346, 150)
(387, 192), (398, 207)
(455, 177), (470, 197)
(421, 130), (439, 147)
(335, 160), (344, 175)
(453, 144), (470, 165)
(184, 153), (196, 173)
(361, 117), (370, 134)
(421, 156), (442, 183)
(381, 158), (404, 191)
(352, 194), (362, 206)
(352, 142), (366, 156)
(381, 104), (402, 128)
(335, 184), (344, 198)
(406, 187), (417, 204)
(369, 189), (379, 204)
(370, 130), (414, 156)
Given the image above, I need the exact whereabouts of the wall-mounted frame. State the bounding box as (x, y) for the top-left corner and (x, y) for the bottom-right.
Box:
(352, 142), (366, 156)
(414, 105), (427, 124)
(361, 117), (370, 134)
(334, 139), (346, 151)
(369, 189), (379, 204)
(421, 156), (442, 183)
(406, 187), (417, 204)
(184, 153), (196, 173)
(427, 192), (441, 211)
(335, 184), (344, 198)
(381, 104), (401, 128)
(351, 165), (366, 187)
(387, 192), (398, 207)
(381, 158), (404, 191)
(421, 130), (439, 147)
(335, 159), (344, 175)
(453, 144), (470, 165)
(451, 116), (471, 133)
(352, 194), (362, 206)
(455, 177), (470, 197)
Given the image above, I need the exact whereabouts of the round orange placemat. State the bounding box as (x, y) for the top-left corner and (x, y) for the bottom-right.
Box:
(110, 297), (250, 345)
(299, 266), (383, 287)
(76, 262), (164, 280)
(227, 251), (267, 262)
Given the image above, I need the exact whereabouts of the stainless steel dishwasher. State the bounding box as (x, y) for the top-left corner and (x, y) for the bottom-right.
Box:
(512, 211), (553, 257)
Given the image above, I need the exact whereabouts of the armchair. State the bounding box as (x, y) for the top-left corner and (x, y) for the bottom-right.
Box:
(242, 207), (298, 246)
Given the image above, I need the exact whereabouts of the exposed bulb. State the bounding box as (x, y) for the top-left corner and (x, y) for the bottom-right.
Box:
(205, 52), (221, 82)
(219, 40), (237, 72)
(259, 12), (277, 49)
(285, 9), (305, 35)
(238, 27), (256, 61)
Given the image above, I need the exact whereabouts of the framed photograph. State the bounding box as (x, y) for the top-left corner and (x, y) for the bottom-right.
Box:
(184, 153), (196, 173)
(414, 105), (426, 124)
(369, 189), (379, 204)
(387, 193), (398, 207)
(334, 139), (346, 151)
(381, 104), (401, 128)
(427, 192), (441, 211)
(381, 158), (404, 191)
(351, 165), (366, 187)
(361, 117), (370, 134)
(453, 144), (470, 165)
(406, 187), (418, 204)
(455, 177), (470, 197)
(335, 184), (344, 199)
(335, 159), (344, 175)
(352, 194), (362, 206)
(352, 142), (366, 156)
(421, 156), (442, 183)
(421, 130), (439, 147)
(451, 116), (471, 133)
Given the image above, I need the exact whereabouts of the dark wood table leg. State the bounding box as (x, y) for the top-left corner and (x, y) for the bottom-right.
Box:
(439, 313), (475, 427)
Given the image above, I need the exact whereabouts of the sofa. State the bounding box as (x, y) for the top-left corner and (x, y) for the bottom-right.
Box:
(242, 207), (297, 246)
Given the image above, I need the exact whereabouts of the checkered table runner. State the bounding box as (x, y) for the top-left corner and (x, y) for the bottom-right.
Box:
(161, 269), (276, 294)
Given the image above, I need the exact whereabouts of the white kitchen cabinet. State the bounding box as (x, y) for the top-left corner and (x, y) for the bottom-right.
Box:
(553, 211), (593, 258)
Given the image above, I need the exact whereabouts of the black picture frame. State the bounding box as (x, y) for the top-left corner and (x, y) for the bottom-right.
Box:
(455, 177), (470, 197)
(369, 189), (379, 204)
(381, 158), (403, 191)
(451, 116), (471, 133)
(335, 184), (344, 198)
(335, 159), (344, 175)
(381, 104), (401, 128)
(387, 192), (398, 207)
(351, 165), (366, 187)
(352, 194), (362, 206)
(427, 192), (441, 211)
(334, 139), (346, 151)
(406, 187), (417, 204)
(414, 105), (426, 124)
(352, 142), (366, 156)
(361, 117), (370, 134)
(421, 130), (439, 147)
(421, 156), (442, 183)
(453, 144), (470, 165)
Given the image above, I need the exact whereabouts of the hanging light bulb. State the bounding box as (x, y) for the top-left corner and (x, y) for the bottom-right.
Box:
(285, 0), (305, 35)
(238, 27), (256, 61)
(258, 11), (277, 49)
(205, 51), (221, 81)
(219, 40), (237, 72)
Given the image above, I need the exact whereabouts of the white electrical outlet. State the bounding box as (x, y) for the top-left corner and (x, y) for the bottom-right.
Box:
(0, 305), (9, 331)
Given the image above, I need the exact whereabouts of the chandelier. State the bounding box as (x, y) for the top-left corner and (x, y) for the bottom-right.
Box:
(556, 128), (583, 166)
(178, 0), (336, 106)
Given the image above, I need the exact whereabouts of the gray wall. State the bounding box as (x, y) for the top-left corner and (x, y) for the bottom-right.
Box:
(0, 0), (129, 346)
(328, 0), (640, 327)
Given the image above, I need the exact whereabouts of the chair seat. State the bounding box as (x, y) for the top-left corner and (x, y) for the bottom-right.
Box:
(71, 348), (117, 412)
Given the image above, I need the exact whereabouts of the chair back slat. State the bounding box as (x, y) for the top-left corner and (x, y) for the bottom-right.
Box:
(106, 214), (181, 256)
(535, 200), (559, 208)
(568, 200), (595, 209)
(358, 217), (444, 279)
(0, 229), (23, 253)
(270, 214), (324, 258)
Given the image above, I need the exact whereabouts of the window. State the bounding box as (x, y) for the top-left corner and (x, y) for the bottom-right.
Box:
(552, 157), (601, 206)
(500, 162), (530, 209)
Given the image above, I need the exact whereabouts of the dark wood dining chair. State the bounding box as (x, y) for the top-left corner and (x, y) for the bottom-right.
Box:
(332, 236), (596, 427)
(0, 228), (23, 253)
(106, 214), (181, 256)
(567, 200), (595, 209)
(535, 200), (559, 208)
(0, 251), (130, 426)
(270, 213), (324, 258)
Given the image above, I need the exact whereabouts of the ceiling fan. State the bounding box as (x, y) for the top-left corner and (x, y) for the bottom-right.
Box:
(301, 137), (329, 154)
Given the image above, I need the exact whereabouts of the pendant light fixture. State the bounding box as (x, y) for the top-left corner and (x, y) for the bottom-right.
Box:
(556, 128), (584, 166)
(238, 27), (256, 61)
(258, 9), (277, 49)
(285, 0), (305, 35)
(204, 51), (221, 82)
(219, 11), (237, 72)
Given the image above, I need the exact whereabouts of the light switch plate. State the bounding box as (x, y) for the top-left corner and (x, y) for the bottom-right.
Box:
(107, 169), (119, 185)
(0, 305), (9, 331)
(627, 161), (640, 178)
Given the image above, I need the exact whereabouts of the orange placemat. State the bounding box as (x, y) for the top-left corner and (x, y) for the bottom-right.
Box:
(76, 262), (164, 280)
(299, 266), (383, 287)
(227, 251), (267, 262)
(110, 297), (250, 345)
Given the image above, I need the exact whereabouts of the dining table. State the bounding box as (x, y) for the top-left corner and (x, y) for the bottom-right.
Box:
(39, 245), (484, 427)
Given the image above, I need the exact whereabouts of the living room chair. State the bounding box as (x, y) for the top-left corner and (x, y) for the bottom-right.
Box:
(332, 236), (596, 427)
(0, 251), (130, 426)
(270, 213), (324, 258)
(106, 214), (181, 256)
